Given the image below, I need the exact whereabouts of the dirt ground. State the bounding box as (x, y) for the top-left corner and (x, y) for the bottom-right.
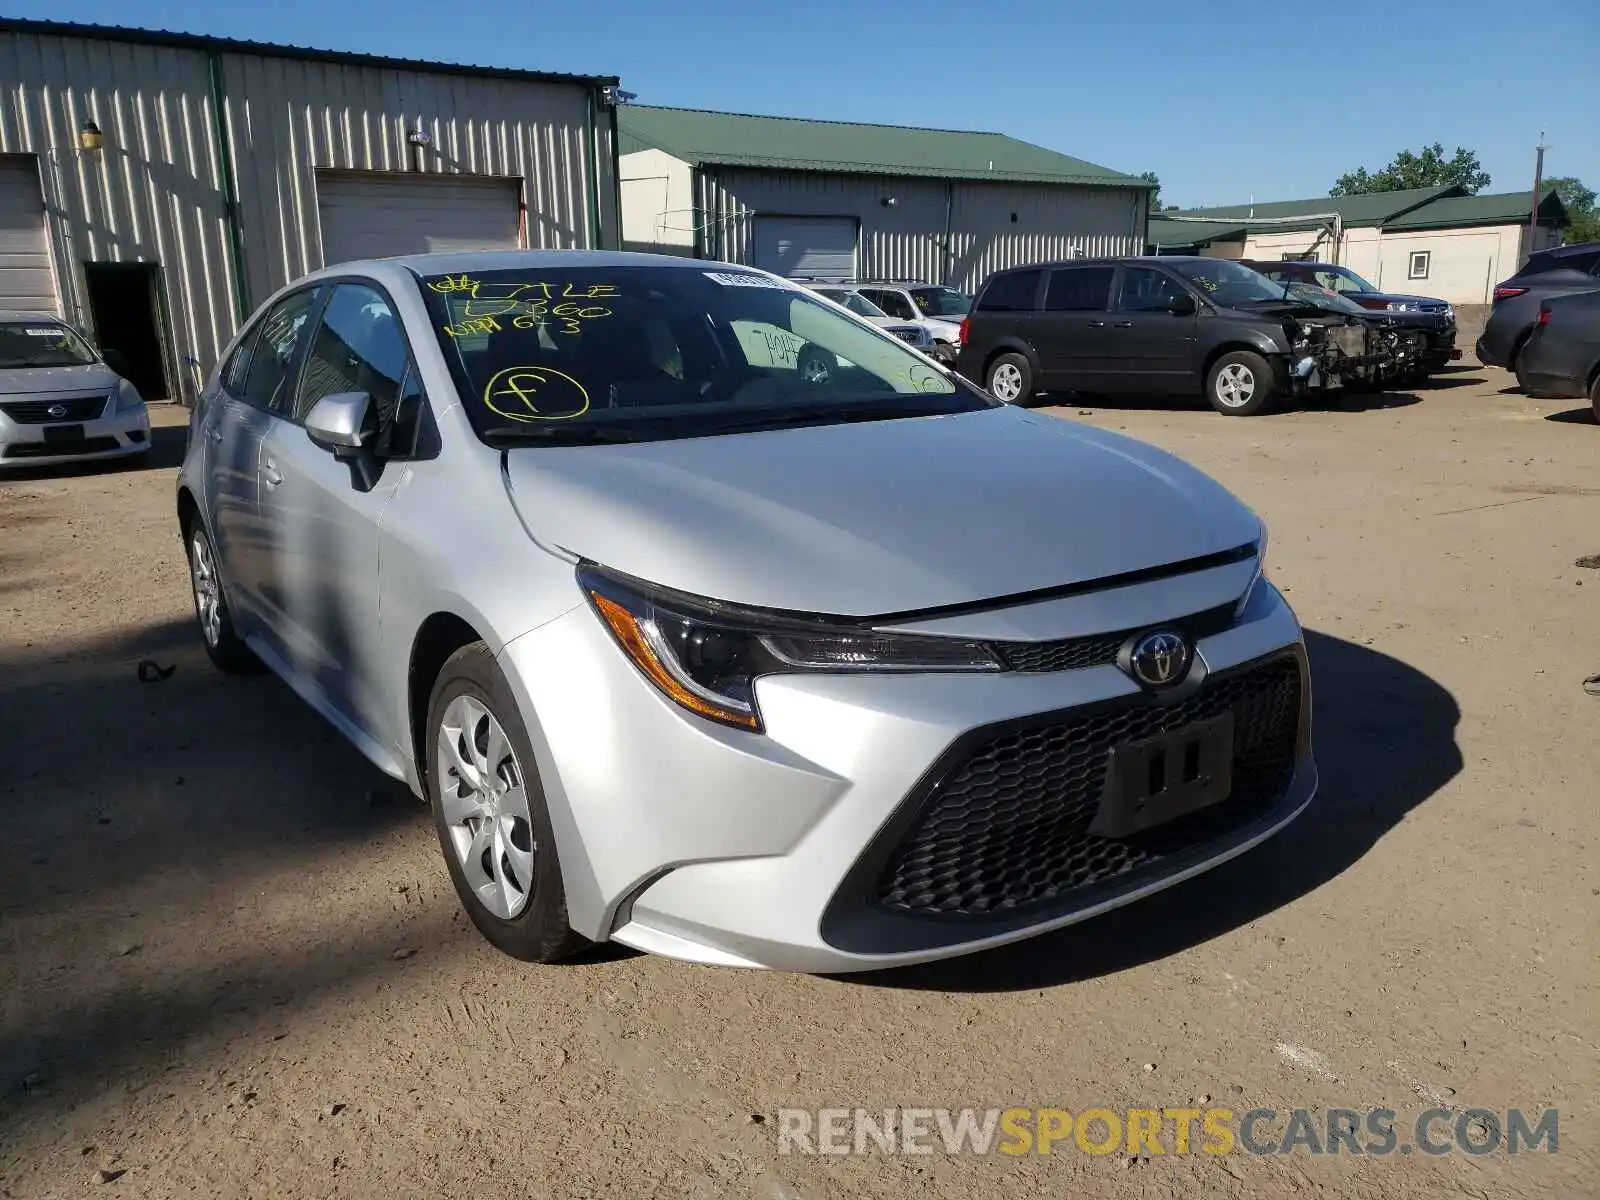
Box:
(1, 367), (1596, 1199)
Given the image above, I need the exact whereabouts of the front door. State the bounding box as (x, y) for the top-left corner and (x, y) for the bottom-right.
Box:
(1103, 265), (1199, 392)
(255, 281), (416, 747)
(1031, 265), (1116, 391)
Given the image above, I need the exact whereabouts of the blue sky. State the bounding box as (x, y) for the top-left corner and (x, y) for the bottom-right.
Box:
(10, 0), (1599, 207)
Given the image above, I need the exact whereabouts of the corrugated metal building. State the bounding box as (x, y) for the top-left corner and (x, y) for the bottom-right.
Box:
(0, 19), (620, 400)
(618, 106), (1149, 293)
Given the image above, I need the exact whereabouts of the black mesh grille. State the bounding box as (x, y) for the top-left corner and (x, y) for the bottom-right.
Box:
(1, 436), (120, 459)
(876, 655), (1302, 917)
(993, 603), (1237, 673)
(1, 396), (108, 423)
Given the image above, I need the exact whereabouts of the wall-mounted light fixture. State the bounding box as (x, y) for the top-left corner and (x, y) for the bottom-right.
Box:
(78, 119), (104, 153)
(881, 196), (898, 208)
(405, 127), (433, 148)
(602, 85), (637, 107)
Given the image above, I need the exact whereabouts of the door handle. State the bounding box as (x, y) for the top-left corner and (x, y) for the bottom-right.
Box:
(1088, 320), (1106, 328)
(263, 460), (284, 487)
(1114, 321), (1135, 328)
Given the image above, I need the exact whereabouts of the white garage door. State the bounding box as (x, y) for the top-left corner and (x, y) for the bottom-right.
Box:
(0, 158), (58, 314)
(316, 173), (522, 266)
(753, 216), (857, 280)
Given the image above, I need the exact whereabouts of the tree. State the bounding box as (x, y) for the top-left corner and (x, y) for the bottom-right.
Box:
(1137, 171), (1180, 213)
(1330, 144), (1491, 196)
(1543, 176), (1600, 244)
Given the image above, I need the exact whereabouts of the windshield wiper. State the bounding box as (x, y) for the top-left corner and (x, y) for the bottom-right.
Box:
(482, 424), (642, 447)
(684, 403), (944, 439)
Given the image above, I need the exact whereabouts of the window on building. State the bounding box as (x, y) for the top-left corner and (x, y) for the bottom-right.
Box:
(1044, 266), (1114, 312)
(1408, 251), (1431, 280)
(976, 270), (1042, 313)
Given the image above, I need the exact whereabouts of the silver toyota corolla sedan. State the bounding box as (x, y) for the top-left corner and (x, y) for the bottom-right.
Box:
(0, 313), (150, 467)
(177, 251), (1315, 973)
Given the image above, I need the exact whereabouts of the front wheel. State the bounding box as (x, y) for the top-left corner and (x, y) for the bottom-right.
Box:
(1589, 374), (1600, 425)
(427, 644), (589, 963)
(1206, 350), (1276, 416)
(986, 352), (1034, 405)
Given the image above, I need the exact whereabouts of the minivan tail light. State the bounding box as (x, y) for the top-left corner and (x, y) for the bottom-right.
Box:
(958, 316), (970, 345)
(1536, 307), (1551, 326)
(1493, 286), (1528, 302)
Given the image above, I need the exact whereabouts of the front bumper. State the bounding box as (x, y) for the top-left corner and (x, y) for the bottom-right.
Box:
(498, 571), (1314, 973)
(0, 402), (151, 467)
(1475, 336), (1500, 368)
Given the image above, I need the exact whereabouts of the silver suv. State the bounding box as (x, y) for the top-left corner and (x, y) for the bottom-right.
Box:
(179, 251), (1313, 973)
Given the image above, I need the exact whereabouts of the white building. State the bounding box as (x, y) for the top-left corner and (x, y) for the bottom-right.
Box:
(0, 19), (622, 400)
(1147, 186), (1568, 304)
(619, 105), (1150, 291)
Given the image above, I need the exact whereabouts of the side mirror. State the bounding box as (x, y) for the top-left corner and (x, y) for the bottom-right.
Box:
(305, 391), (375, 460)
(102, 347), (129, 375)
(1167, 293), (1198, 316)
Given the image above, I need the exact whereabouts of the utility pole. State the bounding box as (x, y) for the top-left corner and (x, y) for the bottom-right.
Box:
(1528, 132), (1547, 261)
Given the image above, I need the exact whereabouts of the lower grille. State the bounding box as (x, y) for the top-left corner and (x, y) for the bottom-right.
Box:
(1, 396), (108, 423)
(994, 603), (1236, 673)
(876, 655), (1303, 917)
(2, 436), (120, 459)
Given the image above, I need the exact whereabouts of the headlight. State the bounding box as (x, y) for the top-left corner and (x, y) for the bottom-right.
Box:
(580, 567), (999, 731)
(1386, 301), (1415, 313)
(114, 379), (145, 412)
(1236, 528), (1269, 618)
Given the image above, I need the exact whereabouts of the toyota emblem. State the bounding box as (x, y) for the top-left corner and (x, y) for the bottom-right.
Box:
(1124, 629), (1192, 689)
(47, 403), (67, 418)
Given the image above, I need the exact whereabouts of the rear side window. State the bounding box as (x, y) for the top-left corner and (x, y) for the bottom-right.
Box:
(976, 270), (1042, 313)
(241, 289), (319, 413)
(1522, 248), (1600, 277)
(1045, 267), (1114, 312)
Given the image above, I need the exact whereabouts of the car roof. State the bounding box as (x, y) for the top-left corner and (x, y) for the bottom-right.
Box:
(0, 310), (73, 323)
(310, 249), (727, 280)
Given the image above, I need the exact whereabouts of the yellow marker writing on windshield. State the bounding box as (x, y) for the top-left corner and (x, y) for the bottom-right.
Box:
(483, 366), (591, 422)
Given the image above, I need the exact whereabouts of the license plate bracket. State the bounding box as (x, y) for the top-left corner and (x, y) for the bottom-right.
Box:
(43, 423), (86, 443)
(1091, 712), (1235, 838)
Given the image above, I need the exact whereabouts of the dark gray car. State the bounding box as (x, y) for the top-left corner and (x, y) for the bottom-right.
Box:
(1477, 243), (1600, 371)
(956, 257), (1389, 416)
(1514, 290), (1600, 421)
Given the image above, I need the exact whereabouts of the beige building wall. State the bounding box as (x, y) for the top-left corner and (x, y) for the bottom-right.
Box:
(620, 147), (694, 254)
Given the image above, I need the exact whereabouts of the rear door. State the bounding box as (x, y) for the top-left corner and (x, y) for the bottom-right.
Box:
(219, 287), (320, 650)
(1104, 265), (1199, 392)
(965, 269), (1043, 383)
(1032, 265), (1116, 390)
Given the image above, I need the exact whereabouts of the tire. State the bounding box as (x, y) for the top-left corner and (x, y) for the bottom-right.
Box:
(796, 344), (837, 386)
(1206, 350), (1276, 416)
(184, 518), (261, 674)
(426, 643), (589, 963)
(986, 352), (1034, 405)
(1589, 374), (1600, 425)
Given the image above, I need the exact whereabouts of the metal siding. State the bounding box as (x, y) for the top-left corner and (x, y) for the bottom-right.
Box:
(0, 30), (237, 393)
(316, 172), (522, 264)
(701, 169), (1143, 290)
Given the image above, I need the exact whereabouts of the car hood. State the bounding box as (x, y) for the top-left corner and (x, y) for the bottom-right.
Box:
(1352, 291), (1445, 308)
(502, 406), (1261, 616)
(0, 362), (119, 396)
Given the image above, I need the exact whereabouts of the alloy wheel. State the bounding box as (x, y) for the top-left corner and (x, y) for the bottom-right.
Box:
(1215, 363), (1256, 408)
(437, 695), (536, 920)
(189, 531), (222, 648)
(990, 362), (1023, 402)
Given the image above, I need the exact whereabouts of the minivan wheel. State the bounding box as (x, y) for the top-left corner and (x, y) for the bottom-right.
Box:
(1206, 350), (1276, 416)
(185, 521), (260, 674)
(426, 643), (589, 963)
(987, 353), (1034, 404)
(1589, 374), (1600, 425)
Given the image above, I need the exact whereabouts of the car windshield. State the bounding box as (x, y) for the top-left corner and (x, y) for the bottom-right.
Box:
(1169, 260), (1295, 306)
(1283, 283), (1368, 315)
(910, 287), (972, 317)
(0, 321), (98, 368)
(816, 289), (889, 319)
(420, 266), (987, 446)
(1316, 265), (1377, 293)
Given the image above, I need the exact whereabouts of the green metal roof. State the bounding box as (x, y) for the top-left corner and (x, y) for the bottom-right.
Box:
(618, 106), (1149, 188)
(1146, 217), (1250, 248)
(1170, 185), (1462, 231)
(0, 17), (618, 87)
(1383, 187), (1568, 230)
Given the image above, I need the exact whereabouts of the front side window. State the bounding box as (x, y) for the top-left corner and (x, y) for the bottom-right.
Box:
(864, 289), (917, 319)
(909, 287), (971, 318)
(419, 266), (987, 446)
(1117, 267), (1187, 313)
(241, 289), (319, 413)
(1045, 266), (1114, 312)
(976, 270), (1041, 313)
(295, 283), (410, 424)
(0, 321), (97, 368)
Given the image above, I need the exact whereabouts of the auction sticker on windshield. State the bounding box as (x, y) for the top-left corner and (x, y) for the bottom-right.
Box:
(704, 271), (791, 289)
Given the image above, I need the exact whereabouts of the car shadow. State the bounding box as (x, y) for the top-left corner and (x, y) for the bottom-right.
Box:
(1545, 406), (1597, 425)
(1412, 374), (1484, 390)
(843, 629), (1461, 992)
